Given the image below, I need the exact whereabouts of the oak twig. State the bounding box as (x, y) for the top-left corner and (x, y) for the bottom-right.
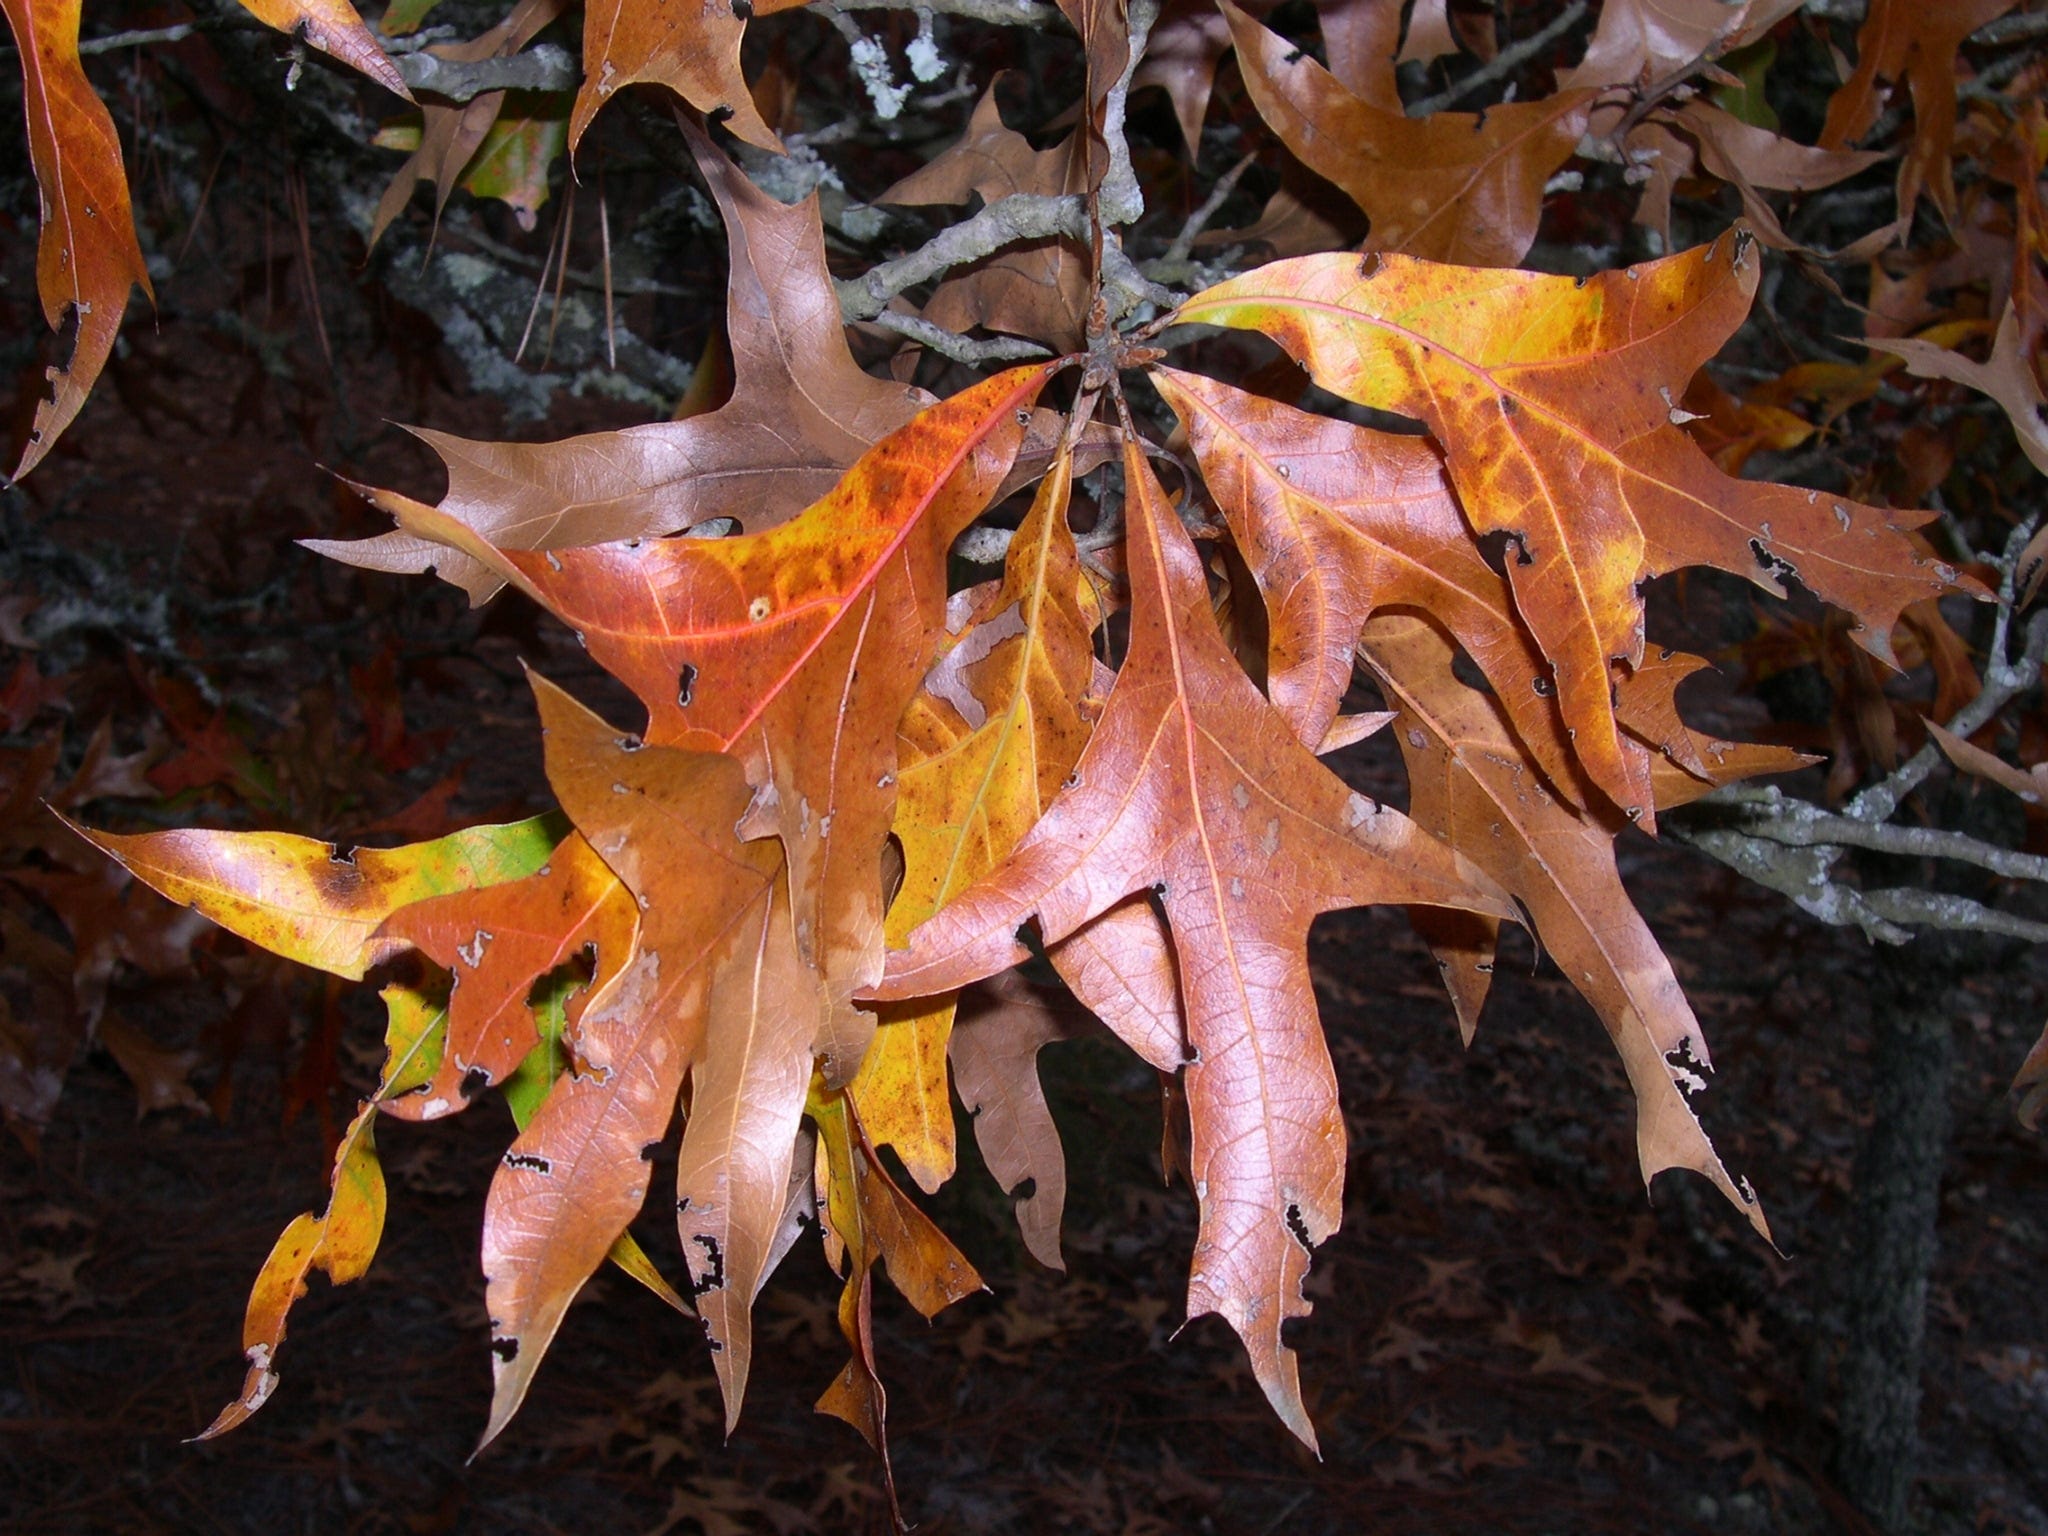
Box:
(1405, 0), (1590, 118)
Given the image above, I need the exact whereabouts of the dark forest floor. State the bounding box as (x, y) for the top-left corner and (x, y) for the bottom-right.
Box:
(4, 278), (2048, 1536)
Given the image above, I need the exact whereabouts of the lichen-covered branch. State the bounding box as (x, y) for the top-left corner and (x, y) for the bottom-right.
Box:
(814, 0), (1062, 27)
(394, 43), (577, 102)
(837, 194), (1089, 320)
(1097, 0), (1159, 229)
(863, 311), (1053, 363)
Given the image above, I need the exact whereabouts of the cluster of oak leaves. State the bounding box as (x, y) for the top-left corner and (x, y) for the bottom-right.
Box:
(10, 0), (2048, 1482)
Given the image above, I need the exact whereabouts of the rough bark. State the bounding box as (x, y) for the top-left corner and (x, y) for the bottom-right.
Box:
(1832, 937), (1957, 1529)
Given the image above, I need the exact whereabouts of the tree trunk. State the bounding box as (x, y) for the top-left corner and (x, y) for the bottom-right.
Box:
(1832, 939), (1957, 1530)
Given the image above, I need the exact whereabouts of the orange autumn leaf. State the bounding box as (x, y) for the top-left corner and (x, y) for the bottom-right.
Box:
(871, 439), (1515, 1450)
(376, 829), (638, 1117)
(573, 0), (795, 153)
(72, 814), (564, 981)
(4, 0), (153, 477)
(1177, 229), (1964, 824)
(475, 672), (778, 1450)
(235, 0), (411, 99)
(1222, 0), (1592, 268)
(852, 444), (1097, 1190)
(369, 367), (1048, 1085)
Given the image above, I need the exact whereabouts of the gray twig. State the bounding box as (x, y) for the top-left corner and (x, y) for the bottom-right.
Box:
(862, 311), (1054, 363)
(395, 42), (577, 101)
(1672, 517), (2048, 949)
(1849, 519), (2045, 824)
(1405, 0), (1590, 118)
(836, 194), (1087, 319)
(815, 0), (1062, 26)
(1156, 152), (1255, 270)
(1698, 786), (2048, 885)
(1097, 0), (1159, 229)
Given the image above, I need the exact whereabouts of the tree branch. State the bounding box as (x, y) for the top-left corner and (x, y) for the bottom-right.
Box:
(862, 311), (1053, 363)
(814, 0), (1062, 27)
(1849, 519), (2047, 824)
(395, 43), (577, 101)
(836, 194), (1087, 319)
(1097, 0), (1159, 229)
(1405, 0), (1590, 118)
(1697, 785), (2048, 885)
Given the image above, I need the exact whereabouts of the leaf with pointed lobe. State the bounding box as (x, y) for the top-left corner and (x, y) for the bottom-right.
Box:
(1359, 613), (1770, 1243)
(1558, 0), (1800, 94)
(1623, 99), (1892, 259)
(572, 0), (785, 154)
(1397, 0), (1457, 66)
(1926, 719), (2048, 806)
(195, 984), (450, 1437)
(853, 446), (1097, 1192)
(674, 869), (813, 1433)
(4, 0), (154, 477)
(1132, 0), (1241, 155)
(488, 966), (696, 1319)
(234, 0), (411, 97)
(1317, 0), (1405, 109)
(1221, 0), (1593, 269)
(950, 972), (1089, 1270)
(376, 829), (638, 1118)
(809, 1080), (982, 1457)
(1178, 231), (1966, 831)
(1865, 304), (2048, 478)
(474, 672), (777, 1453)
(1138, 0), (1396, 158)
(1614, 651), (1818, 808)
(364, 0), (564, 249)
(72, 814), (565, 982)
(321, 123), (933, 602)
(1154, 365), (1632, 812)
(1046, 897), (1189, 1074)
(1820, 0), (2015, 221)
(374, 367), (1049, 1087)
(873, 440), (1516, 1450)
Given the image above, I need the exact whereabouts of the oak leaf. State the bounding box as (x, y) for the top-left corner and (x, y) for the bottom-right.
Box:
(322, 125), (934, 602)
(475, 671), (777, 1449)
(372, 367), (1048, 1085)
(194, 983), (448, 1438)
(674, 872), (813, 1432)
(1864, 303), (2048, 477)
(1558, 0), (1800, 94)
(1357, 612), (1772, 1241)
(1178, 230), (1962, 823)
(947, 973), (1087, 1271)
(4, 0), (154, 477)
(1154, 365), (1610, 809)
(572, 0), (794, 153)
(73, 814), (565, 981)
(871, 439), (1516, 1449)
(376, 828), (637, 1117)
(1222, 0), (1593, 269)
(852, 444), (1097, 1189)
(235, 0), (411, 99)
(809, 1079), (981, 1486)
(1820, 0), (2015, 221)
